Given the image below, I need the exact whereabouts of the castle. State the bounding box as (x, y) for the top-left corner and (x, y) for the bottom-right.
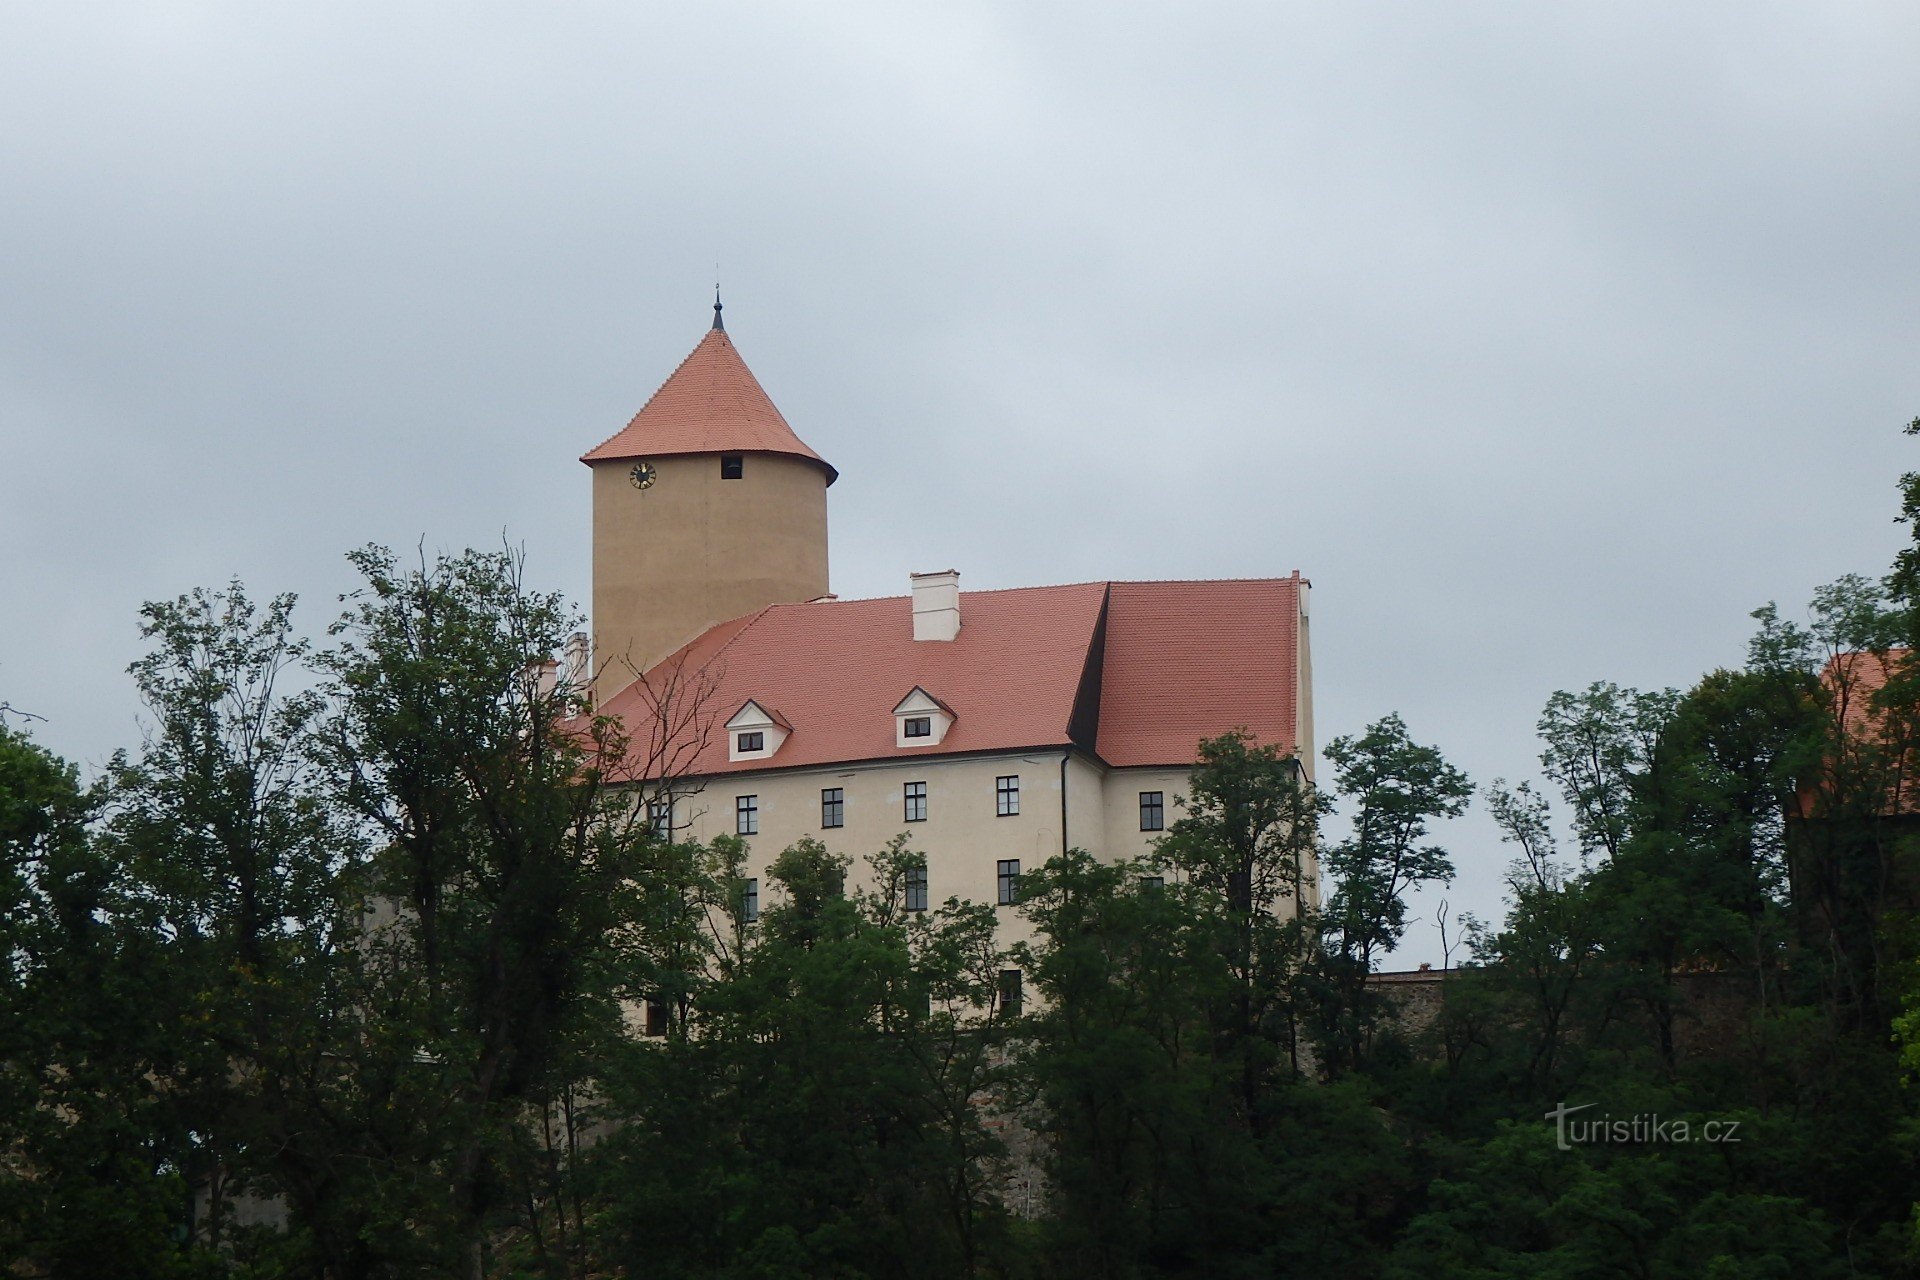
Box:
(579, 301), (1318, 976)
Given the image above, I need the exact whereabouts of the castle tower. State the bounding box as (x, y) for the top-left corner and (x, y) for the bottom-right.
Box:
(581, 301), (835, 700)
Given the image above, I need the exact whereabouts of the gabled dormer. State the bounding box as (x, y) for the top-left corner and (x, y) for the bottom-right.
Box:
(727, 699), (791, 762)
(893, 686), (956, 748)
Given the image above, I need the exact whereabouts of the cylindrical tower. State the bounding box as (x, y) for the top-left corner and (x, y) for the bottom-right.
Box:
(582, 307), (834, 701)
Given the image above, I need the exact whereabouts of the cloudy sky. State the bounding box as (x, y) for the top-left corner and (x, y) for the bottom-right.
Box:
(5, 3), (1917, 961)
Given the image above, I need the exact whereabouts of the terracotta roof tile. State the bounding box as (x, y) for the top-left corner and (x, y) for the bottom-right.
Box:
(1804, 648), (1920, 817)
(1095, 577), (1302, 766)
(580, 329), (837, 483)
(603, 576), (1305, 779)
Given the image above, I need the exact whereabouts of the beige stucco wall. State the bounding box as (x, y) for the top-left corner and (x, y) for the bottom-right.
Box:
(657, 747), (1317, 957)
(590, 451), (829, 700)
(666, 751), (1071, 954)
(1097, 765), (1195, 863)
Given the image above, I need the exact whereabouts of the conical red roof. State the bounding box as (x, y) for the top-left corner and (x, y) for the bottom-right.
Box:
(580, 328), (836, 483)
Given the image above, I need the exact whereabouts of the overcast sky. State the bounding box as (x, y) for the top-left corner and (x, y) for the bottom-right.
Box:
(5, 3), (1918, 963)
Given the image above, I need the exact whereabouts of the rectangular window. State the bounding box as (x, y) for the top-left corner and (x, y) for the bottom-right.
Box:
(903, 716), (932, 739)
(997, 859), (1021, 906)
(720, 454), (744, 479)
(644, 998), (669, 1037)
(904, 864), (928, 912)
(648, 800), (672, 840)
(742, 877), (759, 923)
(736, 794), (758, 836)
(1140, 874), (1165, 891)
(1139, 791), (1165, 832)
(996, 775), (1020, 817)
(821, 787), (845, 828)
(736, 730), (764, 753)
(904, 781), (928, 822)
(998, 969), (1023, 1017)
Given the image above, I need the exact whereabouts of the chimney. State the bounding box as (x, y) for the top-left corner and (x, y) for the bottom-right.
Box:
(563, 631), (591, 695)
(910, 570), (960, 642)
(528, 658), (560, 699)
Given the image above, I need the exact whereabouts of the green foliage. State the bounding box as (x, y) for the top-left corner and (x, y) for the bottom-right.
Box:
(1387, 1118), (1851, 1280)
(0, 724), (223, 1277)
(1536, 682), (1678, 863)
(1010, 729), (1440, 1276)
(1313, 714), (1471, 1074)
(293, 543), (658, 1276)
(594, 834), (1012, 1279)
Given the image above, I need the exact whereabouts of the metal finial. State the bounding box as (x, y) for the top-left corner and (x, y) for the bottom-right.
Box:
(712, 283), (724, 331)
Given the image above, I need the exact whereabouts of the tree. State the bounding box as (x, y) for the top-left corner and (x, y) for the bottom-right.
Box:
(594, 835), (1012, 1279)
(1014, 848), (1228, 1276)
(0, 725), (221, 1277)
(1013, 730), (1433, 1278)
(1469, 779), (1598, 1095)
(1313, 713), (1471, 1074)
(1153, 730), (1323, 1088)
(301, 543), (654, 1279)
(1537, 683), (1678, 865)
(103, 582), (358, 1267)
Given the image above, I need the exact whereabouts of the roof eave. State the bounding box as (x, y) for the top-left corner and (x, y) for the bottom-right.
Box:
(579, 444), (837, 486)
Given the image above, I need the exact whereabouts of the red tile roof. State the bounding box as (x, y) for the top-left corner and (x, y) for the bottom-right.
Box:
(1095, 578), (1302, 767)
(580, 328), (837, 483)
(601, 576), (1304, 778)
(1800, 648), (1920, 818)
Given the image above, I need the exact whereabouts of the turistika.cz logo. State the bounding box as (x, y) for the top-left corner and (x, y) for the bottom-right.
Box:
(1545, 1102), (1742, 1151)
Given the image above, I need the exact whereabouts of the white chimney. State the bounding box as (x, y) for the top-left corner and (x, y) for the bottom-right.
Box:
(563, 631), (591, 694)
(528, 658), (560, 699)
(910, 570), (960, 642)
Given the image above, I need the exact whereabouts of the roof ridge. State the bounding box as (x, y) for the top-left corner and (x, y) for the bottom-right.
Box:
(777, 581), (1113, 606)
(1108, 574), (1305, 586)
(763, 577), (1301, 607)
(703, 602), (776, 667)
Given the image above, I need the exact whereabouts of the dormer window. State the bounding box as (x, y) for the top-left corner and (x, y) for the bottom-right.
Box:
(726, 699), (791, 762)
(721, 454), (744, 479)
(892, 686), (955, 748)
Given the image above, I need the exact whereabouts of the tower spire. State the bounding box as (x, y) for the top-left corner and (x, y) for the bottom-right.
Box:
(712, 284), (724, 331)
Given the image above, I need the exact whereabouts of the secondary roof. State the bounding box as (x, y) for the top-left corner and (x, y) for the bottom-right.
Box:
(598, 576), (1306, 777)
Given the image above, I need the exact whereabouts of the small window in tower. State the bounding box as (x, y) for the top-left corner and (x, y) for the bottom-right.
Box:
(904, 781), (928, 822)
(721, 454), (744, 479)
(737, 731), (764, 753)
(904, 864), (928, 912)
(998, 969), (1023, 1017)
(903, 716), (932, 739)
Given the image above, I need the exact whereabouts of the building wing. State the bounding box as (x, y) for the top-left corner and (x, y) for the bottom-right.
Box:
(1096, 577), (1306, 768)
(600, 574), (1308, 780)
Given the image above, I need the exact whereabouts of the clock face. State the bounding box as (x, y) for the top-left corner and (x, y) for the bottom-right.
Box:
(629, 461), (657, 490)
